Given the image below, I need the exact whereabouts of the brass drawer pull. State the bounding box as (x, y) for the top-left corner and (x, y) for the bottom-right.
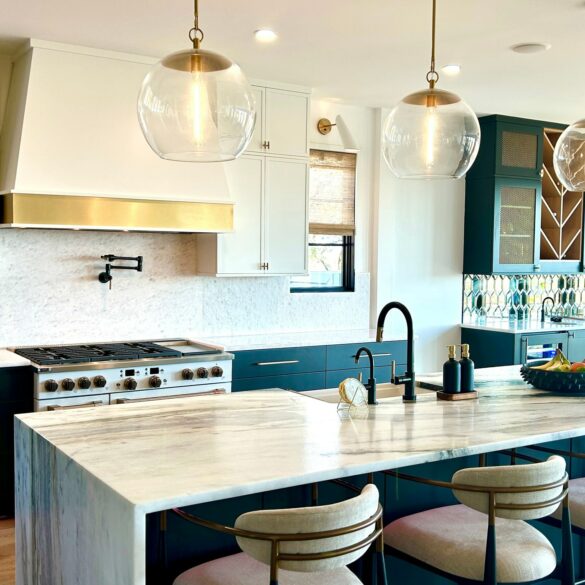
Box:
(47, 400), (104, 411)
(113, 389), (226, 404)
(353, 353), (392, 359)
(255, 360), (300, 366)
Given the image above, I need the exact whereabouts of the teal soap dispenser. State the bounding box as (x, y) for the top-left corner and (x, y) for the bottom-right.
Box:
(459, 343), (475, 393)
(443, 345), (461, 394)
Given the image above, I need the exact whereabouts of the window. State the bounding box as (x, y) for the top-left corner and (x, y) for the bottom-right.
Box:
(291, 149), (356, 292)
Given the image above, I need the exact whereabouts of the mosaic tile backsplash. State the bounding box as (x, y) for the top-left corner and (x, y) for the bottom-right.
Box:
(463, 274), (585, 320)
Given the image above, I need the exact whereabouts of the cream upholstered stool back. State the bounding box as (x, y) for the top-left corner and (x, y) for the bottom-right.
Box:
(235, 483), (379, 572)
(452, 455), (566, 520)
(383, 456), (572, 585)
(172, 483), (387, 585)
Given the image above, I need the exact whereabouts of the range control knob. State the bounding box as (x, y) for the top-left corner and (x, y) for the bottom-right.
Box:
(61, 378), (75, 391)
(78, 377), (91, 390)
(124, 378), (138, 390)
(44, 379), (58, 392)
(182, 368), (194, 380)
(196, 367), (209, 379)
(210, 366), (224, 378)
(94, 375), (107, 388)
(149, 375), (162, 388)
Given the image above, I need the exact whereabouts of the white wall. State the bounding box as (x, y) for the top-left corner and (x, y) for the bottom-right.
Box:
(372, 109), (464, 373)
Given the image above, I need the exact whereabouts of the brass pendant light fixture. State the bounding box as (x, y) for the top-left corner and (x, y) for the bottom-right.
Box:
(382, 0), (481, 179)
(137, 0), (256, 162)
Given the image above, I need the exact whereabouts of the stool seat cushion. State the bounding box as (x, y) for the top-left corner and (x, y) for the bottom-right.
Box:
(384, 504), (556, 583)
(553, 477), (585, 528)
(173, 552), (363, 585)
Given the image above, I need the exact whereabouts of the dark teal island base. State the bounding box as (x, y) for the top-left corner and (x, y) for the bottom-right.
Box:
(147, 441), (585, 585)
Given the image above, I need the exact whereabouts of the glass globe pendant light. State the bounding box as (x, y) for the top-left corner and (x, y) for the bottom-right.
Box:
(382, 0), (481, 179)
(553, 119), (585, 191)
(137, 0), (256, 162)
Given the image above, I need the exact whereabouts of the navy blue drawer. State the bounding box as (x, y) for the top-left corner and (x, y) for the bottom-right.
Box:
(325, 364), (405, 389)
(326, 341), (406, 371)
(232, 346), (327, 379)
(232, 372), (326, 392)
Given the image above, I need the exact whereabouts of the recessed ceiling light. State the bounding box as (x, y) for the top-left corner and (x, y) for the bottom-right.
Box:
(254, 29), (278, 43)
(511, 42), (551, 54)
(441, 64), (461, 76)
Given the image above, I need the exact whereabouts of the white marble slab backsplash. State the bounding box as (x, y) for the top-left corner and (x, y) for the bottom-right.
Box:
(0, 229), (370, 347)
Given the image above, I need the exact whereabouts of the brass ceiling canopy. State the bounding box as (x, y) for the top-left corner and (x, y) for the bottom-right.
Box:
(401, 88), (461, 107)
(161, 49), (232, 73)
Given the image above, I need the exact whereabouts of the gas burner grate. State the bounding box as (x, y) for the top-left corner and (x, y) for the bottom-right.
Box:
(14, 341), (183, 365)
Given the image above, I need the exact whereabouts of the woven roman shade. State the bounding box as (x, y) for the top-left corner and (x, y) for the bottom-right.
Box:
(309, 149), (356, 236)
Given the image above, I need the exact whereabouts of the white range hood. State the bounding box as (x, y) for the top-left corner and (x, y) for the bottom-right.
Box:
(0, 40), (234, 233)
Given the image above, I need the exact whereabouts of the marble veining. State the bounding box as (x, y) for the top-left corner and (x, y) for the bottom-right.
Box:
(16, 369), (585, 514)
(0, 349), (30, 368)
(16, 366), (585, 585)
(192, 328), (405, 351)
(461, 316), (585, 334)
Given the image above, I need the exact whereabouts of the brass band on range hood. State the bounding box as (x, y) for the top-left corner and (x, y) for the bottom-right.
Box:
(1, 193), (233, 233)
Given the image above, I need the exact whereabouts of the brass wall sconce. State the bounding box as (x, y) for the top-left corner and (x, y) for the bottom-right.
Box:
(316, 115), (359, 152)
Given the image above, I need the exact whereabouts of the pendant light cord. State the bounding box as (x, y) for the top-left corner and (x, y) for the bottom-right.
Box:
(426, 0), (439, 89)
(189, 0), (204, 48)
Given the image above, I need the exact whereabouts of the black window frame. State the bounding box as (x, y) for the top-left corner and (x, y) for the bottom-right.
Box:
(290, 234), (355, 293)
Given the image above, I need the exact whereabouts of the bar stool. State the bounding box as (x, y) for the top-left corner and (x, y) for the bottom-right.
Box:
(383, 456), (573, 585)
(172, 484), (387, 585)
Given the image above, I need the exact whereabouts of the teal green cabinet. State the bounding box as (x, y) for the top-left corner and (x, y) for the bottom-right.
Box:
(467, 116), (543, 181)
(464, 177), (542, 274)
(567, 330), (585, 363)
(231, 340), (408, 392)
(461, 327), (573, 367)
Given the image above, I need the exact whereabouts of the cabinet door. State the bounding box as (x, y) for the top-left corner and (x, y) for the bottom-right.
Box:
(518, 332), (569, 364)
(264, 89), (309, 157)
(264, 158), (308, 275)
(496, 122), (543, 179)
(218, 155), (264, 274)
(246, 86), (265, 154)
(493, 177), (542, 273)
(568, 331), (585, 363)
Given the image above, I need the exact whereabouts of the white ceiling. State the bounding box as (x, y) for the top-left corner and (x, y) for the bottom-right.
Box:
(1, 0), (585, 123)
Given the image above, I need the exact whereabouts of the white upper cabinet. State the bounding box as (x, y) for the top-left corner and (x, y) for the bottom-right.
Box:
(247, 86), (265, 154)
(246, 85), (310, 158)
(264, 157), (308, 274)
(197, 81), (311, 277)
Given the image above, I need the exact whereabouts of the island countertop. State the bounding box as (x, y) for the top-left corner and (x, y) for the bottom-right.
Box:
(16, 366), (585, 585)
(16, 365), (585, 514)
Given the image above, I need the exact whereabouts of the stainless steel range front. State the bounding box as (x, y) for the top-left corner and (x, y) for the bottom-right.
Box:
(12, 339), (233, 411)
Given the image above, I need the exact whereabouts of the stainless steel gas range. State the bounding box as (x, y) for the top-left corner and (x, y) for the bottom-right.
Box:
(12, 339), (233, 411)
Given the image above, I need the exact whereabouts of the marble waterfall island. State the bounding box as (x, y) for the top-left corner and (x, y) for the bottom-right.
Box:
(15, 377), (585, 585)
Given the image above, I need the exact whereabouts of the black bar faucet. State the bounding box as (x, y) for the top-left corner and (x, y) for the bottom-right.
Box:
(354, 347), (377, 405)
(541, 296), (555, 323)
(376, 301), (416, 402)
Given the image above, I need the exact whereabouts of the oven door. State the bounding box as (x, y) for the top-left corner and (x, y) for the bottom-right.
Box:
(35, 394), (109, 412)
(111, 386), (229, 404)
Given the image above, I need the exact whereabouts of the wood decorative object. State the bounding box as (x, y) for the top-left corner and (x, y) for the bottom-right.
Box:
(437, 390), (478, 401)
(540, 129), (584, 261)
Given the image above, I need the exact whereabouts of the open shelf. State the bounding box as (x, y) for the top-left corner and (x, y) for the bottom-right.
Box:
(540, 128), (584, 262)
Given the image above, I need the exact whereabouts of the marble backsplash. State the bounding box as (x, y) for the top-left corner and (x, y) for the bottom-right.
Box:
(0, 229), (370, 347)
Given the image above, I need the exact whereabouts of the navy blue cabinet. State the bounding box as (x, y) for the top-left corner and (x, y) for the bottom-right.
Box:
(0, 365), (33, 517)
(231, 340), (408, 392)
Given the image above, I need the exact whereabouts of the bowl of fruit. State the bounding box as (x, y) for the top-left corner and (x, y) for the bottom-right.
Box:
(520, 349), (585, 393)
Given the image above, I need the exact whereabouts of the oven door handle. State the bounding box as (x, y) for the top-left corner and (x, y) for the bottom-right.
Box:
(113, 389), (227, 404)
(47, 400), (104, 411)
